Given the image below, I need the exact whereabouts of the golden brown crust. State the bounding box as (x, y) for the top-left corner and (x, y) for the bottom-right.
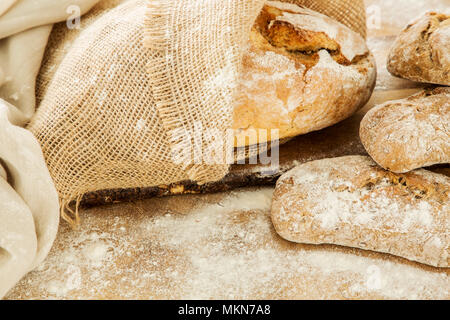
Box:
(233, 2), (376, 147)
(271, 156), (450, 268)
(360, 87), (450, 173)
(254, 4), (350, 68)
(387, 12), (450, 85)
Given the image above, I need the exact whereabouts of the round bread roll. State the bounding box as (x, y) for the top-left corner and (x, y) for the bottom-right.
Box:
(360, 87), (450, 173)
(233, 1), (376, 147)
(387, 12), (450, 86)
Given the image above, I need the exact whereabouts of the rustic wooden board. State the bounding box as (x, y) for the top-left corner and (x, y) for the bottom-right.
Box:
(81, 87), (449, 206)
(79, 29), (443, 207)
(81, 110), (367, 206)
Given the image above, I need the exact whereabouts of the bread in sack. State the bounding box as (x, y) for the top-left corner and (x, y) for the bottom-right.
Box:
(233, 1), (376, 146)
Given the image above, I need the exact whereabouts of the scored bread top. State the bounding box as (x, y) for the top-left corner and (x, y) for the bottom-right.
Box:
(259, 1), (368, 65)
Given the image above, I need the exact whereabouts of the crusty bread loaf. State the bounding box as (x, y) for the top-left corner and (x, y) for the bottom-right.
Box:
(387, 12), (450, 85)
(271, 156), (449, 268)
(360, 87), (450, 173)
(233, 1), (376, 147)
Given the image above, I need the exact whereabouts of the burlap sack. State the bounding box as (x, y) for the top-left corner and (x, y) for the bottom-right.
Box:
(36, 0), (128, 106)
(29, 0), (367, 224)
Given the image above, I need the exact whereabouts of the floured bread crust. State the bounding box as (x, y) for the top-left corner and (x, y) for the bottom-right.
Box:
(271, 156), (449, 268)
(233, 1), (376, 147)
(360, 87), (450, 173)
(387, 12), (450, 85)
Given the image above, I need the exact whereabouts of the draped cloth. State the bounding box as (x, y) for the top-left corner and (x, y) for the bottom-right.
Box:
(0, 0), (100, 299)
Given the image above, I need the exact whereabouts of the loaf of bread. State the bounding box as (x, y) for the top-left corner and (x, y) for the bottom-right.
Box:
(233, 1), (376, 146)
(360, 87), (450, 173)
(271, 156), (449, 268)
(387, 12), (450, 85)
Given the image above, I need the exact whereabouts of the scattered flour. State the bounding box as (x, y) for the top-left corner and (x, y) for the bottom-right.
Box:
(83, 241), (110, 264)
(6, 187), (447, 300)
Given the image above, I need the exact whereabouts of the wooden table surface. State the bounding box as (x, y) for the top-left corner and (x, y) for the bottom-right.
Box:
(6, 0), (450, 300)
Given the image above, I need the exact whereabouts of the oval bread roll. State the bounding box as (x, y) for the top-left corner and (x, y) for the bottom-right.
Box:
(360, 87), (450, 173)
(271, 156), (449, 268)
(233, 1), (376, 147)
(387, 12), (450, 86)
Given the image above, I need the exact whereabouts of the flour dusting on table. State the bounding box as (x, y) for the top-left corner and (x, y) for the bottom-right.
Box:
(6, 188), (449, 300)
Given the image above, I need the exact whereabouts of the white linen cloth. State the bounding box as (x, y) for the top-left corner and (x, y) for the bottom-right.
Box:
(0, 0), (100, 299)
